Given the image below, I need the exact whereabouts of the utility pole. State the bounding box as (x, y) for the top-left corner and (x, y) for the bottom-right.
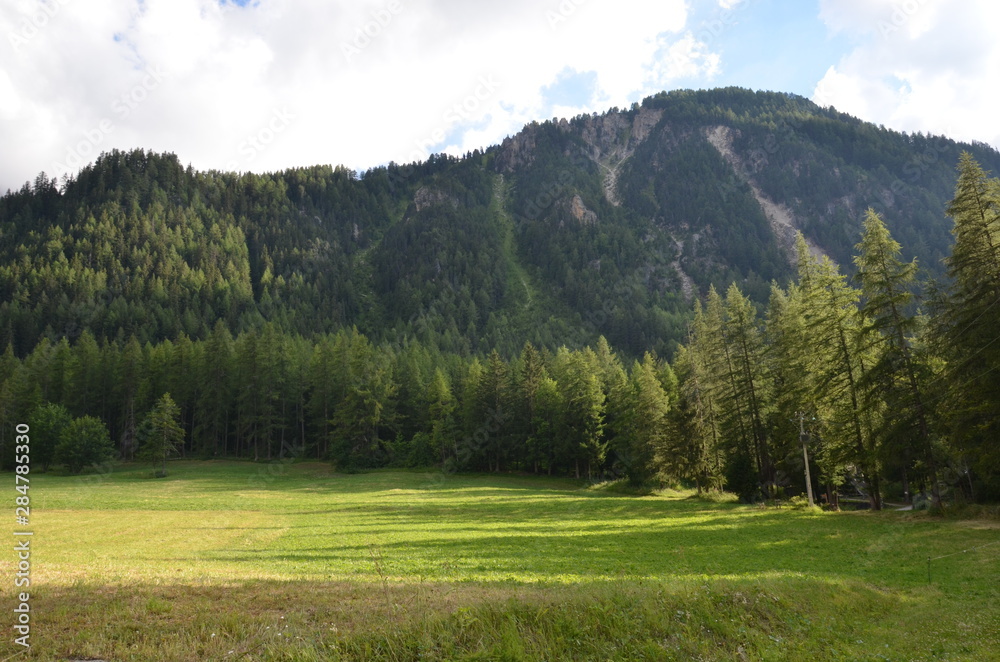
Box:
(798, 411), (815, 507)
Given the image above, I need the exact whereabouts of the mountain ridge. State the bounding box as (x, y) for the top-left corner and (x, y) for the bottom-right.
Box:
(2, 86), (999, 358)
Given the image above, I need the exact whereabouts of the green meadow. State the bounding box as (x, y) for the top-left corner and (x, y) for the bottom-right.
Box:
(3, 461), (999, 661)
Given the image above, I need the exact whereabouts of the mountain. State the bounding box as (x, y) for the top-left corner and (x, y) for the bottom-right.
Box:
(3, 87), (999, 358)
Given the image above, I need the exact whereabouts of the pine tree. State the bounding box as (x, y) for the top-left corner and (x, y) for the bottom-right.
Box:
(141, 392), (184, 477)
(116, 336), (145, 461)
(765, 282), (842, 504)
(619, 353), (671, 486)
(457, 358), (485, 471)
(426, 368), (457, 466)
(0, 345), (21, 469)
(330, 330), (396, 469)
(796, 236), (883, 509)
(668, 344), (722, 492)
(65, 330), (102, 418)
(531, 376), (562, 475)
(306, 335), (338, 459)
(551, 348), (606, 478)
(723, 283), (772, 490)
(476, 350), (510, 472)
(515, 341), (547, 472)
(935, 154), (1000, 485)
(853, 208), (938, 505)
(197, 321), (233, 457)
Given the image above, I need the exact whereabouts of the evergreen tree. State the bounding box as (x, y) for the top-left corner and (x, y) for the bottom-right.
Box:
(796, 237), (883, 509)
(426, 368), (457, 466)
(330, 330), (396, 468)
(475, 350), (511, 472)
(531, 376), (563, 475)
(306, 335), (338, 459)
(618, 353), (671, 486)
(551, 348), (606, 478)
(764, 282), (841, 503)
(935, 154), (1000, 489)
(723, 283), (772, 490)
(668, 345), (722, 492)
(197, 321), (233, 457)
(457, 358), (485, 471)
(854, 208), (938, 505)
(514, 342), (547, 472)
(141, 392), (184, 476)
(116, 336), (145, 461)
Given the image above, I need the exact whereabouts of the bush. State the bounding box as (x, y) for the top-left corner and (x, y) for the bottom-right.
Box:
(787, 495), (824, 513)
(55, 416), (115, 474)
(27, 402), (72, 472)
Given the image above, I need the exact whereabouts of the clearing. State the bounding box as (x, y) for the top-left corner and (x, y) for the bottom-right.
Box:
(3, 461), (998, 660)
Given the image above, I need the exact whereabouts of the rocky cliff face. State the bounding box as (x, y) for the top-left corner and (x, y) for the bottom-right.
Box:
(495, 124), (538, 174)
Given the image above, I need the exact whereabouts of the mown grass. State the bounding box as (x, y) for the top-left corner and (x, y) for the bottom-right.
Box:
(2, 461), (999, 660)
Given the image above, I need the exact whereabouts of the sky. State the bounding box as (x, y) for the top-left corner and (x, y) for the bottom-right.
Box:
(1, 0), (998, 193)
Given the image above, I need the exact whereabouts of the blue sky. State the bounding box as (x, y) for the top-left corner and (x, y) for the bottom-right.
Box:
(0, 0), (997, 192)
(681, 0), (853, 94)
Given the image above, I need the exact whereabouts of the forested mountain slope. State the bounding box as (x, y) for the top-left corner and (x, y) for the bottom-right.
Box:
(3, 87), (998, 358)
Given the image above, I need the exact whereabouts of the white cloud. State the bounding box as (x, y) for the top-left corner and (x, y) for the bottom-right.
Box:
(813, 0), (1000, 149)
(0, 0), (719, 191)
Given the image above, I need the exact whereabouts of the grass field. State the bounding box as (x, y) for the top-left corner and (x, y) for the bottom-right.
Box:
(3, 461), (999, 661)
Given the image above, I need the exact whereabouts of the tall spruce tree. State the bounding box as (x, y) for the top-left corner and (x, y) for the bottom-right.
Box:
(853, 209), (938, 505)
(619, 352), (672, 486)
(668, 344), (720, 492)
(796, 236), (883, 509)
(935, 154), (1000, 489)
(723, 283), (772, 491)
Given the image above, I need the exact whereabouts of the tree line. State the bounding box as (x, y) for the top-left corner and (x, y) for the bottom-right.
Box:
(675, 153), (999, 506)
(1, 153), (997, 505)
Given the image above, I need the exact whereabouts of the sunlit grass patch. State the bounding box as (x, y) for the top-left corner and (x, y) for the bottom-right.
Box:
(2, 461), (998, 660)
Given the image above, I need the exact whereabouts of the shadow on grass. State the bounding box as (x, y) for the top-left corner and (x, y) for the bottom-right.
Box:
(15, 574), (999, 662)
(183, 508), (1000, 596)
